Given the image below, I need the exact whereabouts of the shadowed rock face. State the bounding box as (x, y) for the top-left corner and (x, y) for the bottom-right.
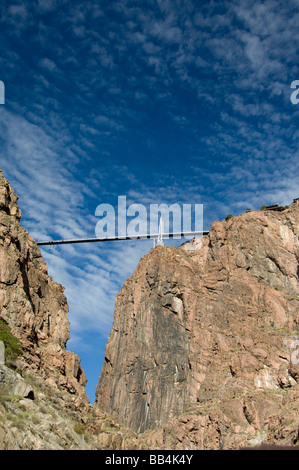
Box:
(96, 201), (299, 448)
(96, 252), (191, 433)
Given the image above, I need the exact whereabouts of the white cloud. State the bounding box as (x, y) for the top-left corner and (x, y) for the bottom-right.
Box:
(37, 0), (58, 13)
(8, 4), (28, 18)
(39, 57), (57, 72)
(0, 108), (158, 351)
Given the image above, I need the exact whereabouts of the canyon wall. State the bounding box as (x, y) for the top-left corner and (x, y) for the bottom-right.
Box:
(1, 167), (298, 450)
(0, 169), (87, 399)
(96, 200), (299, 448)
(0, 169), (145, 450)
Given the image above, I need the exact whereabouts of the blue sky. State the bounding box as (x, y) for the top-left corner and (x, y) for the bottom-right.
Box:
(0, 0), (299, 402)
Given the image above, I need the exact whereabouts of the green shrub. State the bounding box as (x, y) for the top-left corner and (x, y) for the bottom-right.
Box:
(260, 205), (266, 210)
(0, 319), (23, 365)
(225, 214), (233, 220)
(74, 423), (85, 435)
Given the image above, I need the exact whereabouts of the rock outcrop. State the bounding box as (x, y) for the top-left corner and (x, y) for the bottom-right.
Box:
(0, 340), (34, 399)
(0, 169), (87, 399)
(0, 338), (145, 450)
(0, 169), (145, 450)
(96, 200), (299, 449)
(1, 166), (299, 450)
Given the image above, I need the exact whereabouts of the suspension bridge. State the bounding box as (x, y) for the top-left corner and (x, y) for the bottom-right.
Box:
(36, 218), (209, 247)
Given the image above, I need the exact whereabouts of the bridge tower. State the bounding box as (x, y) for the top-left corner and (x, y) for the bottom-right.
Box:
(154, 216), (164, 247)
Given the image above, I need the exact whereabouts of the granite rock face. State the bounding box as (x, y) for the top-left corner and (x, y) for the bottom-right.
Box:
(0, 169), (87, 399)
(0, 169), (146, 451)
(96, 201), (299, 448)
(0, 340), (34, 399)
(1, 166), (298, 450)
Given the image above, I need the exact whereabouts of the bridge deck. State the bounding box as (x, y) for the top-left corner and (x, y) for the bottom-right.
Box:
(36, 231), (209, 246)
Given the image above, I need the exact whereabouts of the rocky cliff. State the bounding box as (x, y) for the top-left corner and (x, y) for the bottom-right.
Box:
(95, 201), (299, 449)
(0, 169), (87, 399)
(1, 166), (299, 450)
(0, 169), (144, 450)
